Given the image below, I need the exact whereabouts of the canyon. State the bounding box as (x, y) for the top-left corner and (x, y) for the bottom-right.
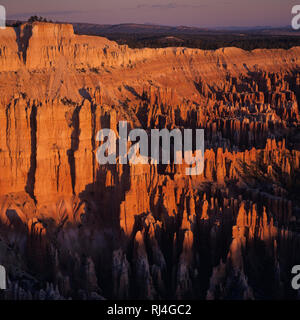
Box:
(0, 22), (299, 300)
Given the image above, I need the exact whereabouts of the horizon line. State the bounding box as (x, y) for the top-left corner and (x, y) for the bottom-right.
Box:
(5, 18), (293, 31)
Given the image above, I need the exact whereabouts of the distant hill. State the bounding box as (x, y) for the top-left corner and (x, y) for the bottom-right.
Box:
(71, 22), (300, 36)
(71, 23), (220, 35)
(70, 22), (300, 50)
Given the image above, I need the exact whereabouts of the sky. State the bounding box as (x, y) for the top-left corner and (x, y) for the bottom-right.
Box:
(2, 0), (298, 28)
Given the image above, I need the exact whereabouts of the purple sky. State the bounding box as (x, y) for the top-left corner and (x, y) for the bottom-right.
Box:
(3, 0), (297, 27)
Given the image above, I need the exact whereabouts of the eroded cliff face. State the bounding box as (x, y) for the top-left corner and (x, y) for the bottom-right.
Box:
(0, 22), (299, 300)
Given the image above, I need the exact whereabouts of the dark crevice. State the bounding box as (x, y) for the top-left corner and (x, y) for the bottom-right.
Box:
(5, 103), (12, 167)
(91, 103), (96, 182)
(25, 104), (37, 203)
(14, 24), (33, 64)
(68, 106), (81, 194)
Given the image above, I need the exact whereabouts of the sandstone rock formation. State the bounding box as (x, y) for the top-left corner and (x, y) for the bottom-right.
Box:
(0, 22), (299, 300)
